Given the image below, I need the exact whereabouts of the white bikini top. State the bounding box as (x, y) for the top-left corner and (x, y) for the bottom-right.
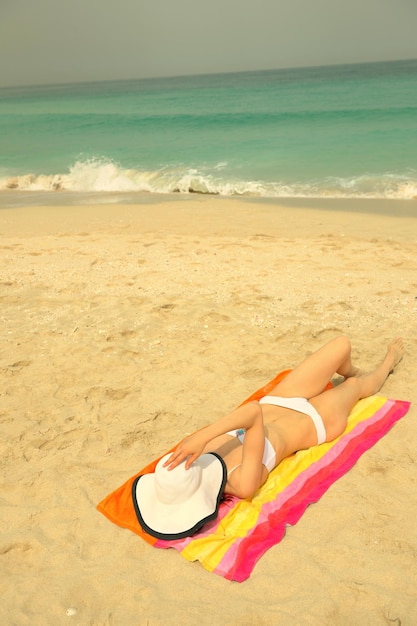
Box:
(225, 428), (276, 476)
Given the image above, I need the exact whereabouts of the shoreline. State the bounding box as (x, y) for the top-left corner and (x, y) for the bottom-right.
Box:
(1, 189), (416, 215)
(1, 198), (416, 624)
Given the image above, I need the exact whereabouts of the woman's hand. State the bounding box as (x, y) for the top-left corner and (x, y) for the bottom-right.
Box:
(163, 431), (208, 470)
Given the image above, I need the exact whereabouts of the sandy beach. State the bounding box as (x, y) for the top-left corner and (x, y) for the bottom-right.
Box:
(1, 197), (416, 625)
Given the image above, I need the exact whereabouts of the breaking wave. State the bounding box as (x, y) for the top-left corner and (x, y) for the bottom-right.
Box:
(1, 158), (416, 199)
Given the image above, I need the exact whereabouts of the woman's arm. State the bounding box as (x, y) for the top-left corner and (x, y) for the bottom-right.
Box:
(164, 401), (264, 471)
(226, 402), (268, 498)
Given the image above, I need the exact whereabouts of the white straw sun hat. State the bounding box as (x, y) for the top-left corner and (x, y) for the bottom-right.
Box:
(133, 452), (227, 540)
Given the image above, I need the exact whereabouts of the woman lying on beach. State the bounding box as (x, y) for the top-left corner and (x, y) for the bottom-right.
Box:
(134, 336), (404, 540)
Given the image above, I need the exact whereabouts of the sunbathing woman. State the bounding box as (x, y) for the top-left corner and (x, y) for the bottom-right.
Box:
(134, 336), (404, 540)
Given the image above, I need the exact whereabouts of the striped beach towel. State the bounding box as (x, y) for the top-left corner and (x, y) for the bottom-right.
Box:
(97, 371), (410, 581)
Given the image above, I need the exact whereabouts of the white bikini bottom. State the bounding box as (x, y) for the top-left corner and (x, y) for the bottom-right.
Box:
(259, 395), (327, 445)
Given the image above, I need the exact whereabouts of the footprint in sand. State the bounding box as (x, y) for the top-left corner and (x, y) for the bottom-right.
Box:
(0, 542), (33, 556)
(1, 360), (32, 376)
(152, 303), (176, 312)
(29, 428), (84, 452)
(200, 311), (231, 323)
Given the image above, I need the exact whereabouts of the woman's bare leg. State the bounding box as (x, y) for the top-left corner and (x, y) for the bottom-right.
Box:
(270, 335), (358, 399)
(310, 337), (404, 441)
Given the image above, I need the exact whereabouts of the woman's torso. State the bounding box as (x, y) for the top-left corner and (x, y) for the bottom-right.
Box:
(203, 403), (318, 493)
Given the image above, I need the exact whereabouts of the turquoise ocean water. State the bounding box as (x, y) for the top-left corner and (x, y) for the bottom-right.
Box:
(1, 59), (417, 203)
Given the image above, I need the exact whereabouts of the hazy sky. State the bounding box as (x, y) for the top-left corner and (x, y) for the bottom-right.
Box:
(1, 0), (417, 87)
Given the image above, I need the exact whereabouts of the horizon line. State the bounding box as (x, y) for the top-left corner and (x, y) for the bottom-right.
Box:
(1, 56), (416, 91)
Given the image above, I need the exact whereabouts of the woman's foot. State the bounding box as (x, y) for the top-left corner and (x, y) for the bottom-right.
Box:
(353, 337), (404, 398)
(386, 337), (404, 373)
